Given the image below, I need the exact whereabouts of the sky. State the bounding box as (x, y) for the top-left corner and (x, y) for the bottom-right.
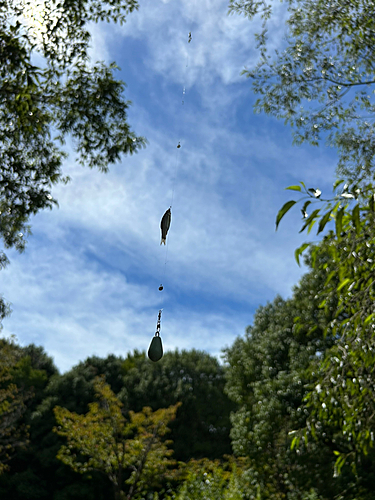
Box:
(1, 0), (337, 373)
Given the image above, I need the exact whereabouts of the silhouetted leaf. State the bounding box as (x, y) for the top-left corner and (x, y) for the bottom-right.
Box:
(276, 200), (297, 229)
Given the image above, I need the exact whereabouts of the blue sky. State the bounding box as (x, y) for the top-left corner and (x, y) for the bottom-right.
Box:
(1, 0), (337, 372)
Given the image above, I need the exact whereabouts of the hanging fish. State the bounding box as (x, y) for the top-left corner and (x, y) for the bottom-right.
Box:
(160, 207), (171, 245)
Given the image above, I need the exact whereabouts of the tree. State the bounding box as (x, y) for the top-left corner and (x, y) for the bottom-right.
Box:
(0, 255), (11, 324)
(121, 349), (235, 461)
(276, 182), (375, 479)
(54, 377), (180, 500)
(0, 349), (234, 499)
(230, 0), (375, 483)
(0, 0), (145, 320)
(0, 339), (60, 482)
(0, 343), (108, 500)
(0, 339), (28, 473)
(228, 0), (375, 182)
(222, 253), (375, 499)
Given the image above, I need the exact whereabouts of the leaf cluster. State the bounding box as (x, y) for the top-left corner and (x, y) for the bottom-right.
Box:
(229, 0), (375, 182)
(0, 348), (235, 499)
(274, 179), (375, 483)
(170, 458), (248, 500)
(54, 377), (180, 499)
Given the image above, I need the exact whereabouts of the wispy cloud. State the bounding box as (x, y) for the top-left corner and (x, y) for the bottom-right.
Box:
(115, 0), (289, 88)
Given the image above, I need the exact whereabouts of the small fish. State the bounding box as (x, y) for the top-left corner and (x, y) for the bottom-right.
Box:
(160, 208), (171, 245)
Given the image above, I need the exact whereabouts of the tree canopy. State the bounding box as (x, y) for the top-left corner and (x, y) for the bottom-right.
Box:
(1, 0), (145, 249)
(275, 182), (375, 476)
(54, 377), (180, 500)
(0, 339), (28, 473)
(224, 252), (375, 499)
(229, 0), (375, 181)
(0, 348), (235, 499)
(121, 349), (235, 461)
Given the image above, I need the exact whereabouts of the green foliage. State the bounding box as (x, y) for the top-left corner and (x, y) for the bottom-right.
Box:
(54, 377), (180, 500)
(121, 349), (235, 461)
(0, 338), (28, 473)
(37, 353), (125, 415)
(275, 181), (375, 475)
(0, 254), (11, 327)
(20, 357), (125, 497)
(0, 349), (232, 499)
(0, 341), (93, 500)
(0, 339), (60, 479)
(170, 460), (247, 500)
(275, 200), (297, 230)
(30, 349), (233, 461)
(222, 259), (372, 498)
(229, 0), (375, 181)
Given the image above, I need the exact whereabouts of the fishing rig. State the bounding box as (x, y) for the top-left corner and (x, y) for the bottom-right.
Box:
(147, 31), (193, 362)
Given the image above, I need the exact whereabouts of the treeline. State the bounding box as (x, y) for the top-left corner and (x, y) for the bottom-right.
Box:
(1, 251), (375, 500)
(0, 344), (235, 499)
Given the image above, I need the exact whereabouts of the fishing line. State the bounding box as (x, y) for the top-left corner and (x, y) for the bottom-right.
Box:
(148, 30), (193, 362)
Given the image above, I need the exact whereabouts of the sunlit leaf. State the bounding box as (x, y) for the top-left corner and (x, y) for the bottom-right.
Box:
(333, 179), (345, 190)
(364, 314), (374, 327)
(337, 278), (351, 291)
(276, 200), (297, 230)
